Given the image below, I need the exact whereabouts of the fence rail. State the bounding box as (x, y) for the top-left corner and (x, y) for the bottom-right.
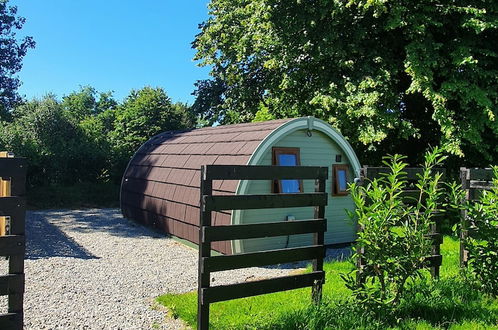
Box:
(0, 153), (26, 330)
(357, 166), (444, 279)
(198, 165), (328, 330)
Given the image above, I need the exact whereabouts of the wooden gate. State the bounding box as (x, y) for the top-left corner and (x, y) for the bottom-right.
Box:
(0, 153), (27, 329)
(198, 165), (328, 329)
(357, 167), (444, 279)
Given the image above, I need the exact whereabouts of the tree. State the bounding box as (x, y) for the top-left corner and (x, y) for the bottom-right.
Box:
(0, 95), (89, 185)
(0, 0), (35, 119)
(194, 0), (498, 165)
(62, 86), (117, 122)
(110, 87), (195, 176)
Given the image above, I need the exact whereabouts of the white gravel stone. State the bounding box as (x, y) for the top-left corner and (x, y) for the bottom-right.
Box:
(0, 209), (296, 329)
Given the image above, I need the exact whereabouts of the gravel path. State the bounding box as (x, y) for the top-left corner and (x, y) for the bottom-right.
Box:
(1, 209), (299, 329)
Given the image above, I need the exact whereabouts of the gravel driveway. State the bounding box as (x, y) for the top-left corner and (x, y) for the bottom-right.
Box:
(1, 209), (297, 329)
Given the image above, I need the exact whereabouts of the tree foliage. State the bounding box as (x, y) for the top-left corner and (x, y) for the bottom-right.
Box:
(62, 86), (117, 122)
(0, 94), (96, 185)
(110, 87), (194, 169)
(194, 0), (498, 164)
(0, 0), (35, 118)
(0, 86), (195, 186)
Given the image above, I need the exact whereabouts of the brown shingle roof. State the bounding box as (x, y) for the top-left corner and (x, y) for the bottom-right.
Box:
(121, 118), (293, 254)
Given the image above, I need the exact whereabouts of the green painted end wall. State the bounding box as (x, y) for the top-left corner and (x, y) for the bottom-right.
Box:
(236, 128), (357, 253)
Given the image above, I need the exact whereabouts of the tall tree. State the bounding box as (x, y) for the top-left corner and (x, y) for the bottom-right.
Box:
(0, 0), (35, 119)
(62, 86), (117, 122)
(110, 87), (195, 175)
(194, 0), (498, 165)
(0, 95), (101, 185)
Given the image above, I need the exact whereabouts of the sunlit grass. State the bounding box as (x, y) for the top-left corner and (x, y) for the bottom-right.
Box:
(157, 236), (498, 329)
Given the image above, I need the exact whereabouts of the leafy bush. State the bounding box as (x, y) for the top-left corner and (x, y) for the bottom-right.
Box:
(343, 148), (447, 310)
(464, 167), (498, 296)
(0, 94), (93, 186)
(0, 86), (196, 190)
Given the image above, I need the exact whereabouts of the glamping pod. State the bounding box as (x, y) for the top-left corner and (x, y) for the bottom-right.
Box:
(121, 117), (361, 254)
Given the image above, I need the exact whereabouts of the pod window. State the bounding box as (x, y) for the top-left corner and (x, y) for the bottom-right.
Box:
(272, 147), (302, 193)
(333, 164), (349, 196)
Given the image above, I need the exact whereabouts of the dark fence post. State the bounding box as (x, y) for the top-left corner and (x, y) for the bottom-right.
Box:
(459, 167), (470, 267)
(356, 167), (367, 285)
(312, 176), (325, 303)
(198, 166), (212, 330)
(430, 217), (441, 279)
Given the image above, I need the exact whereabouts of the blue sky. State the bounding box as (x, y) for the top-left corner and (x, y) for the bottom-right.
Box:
(10, 0), (211, 104)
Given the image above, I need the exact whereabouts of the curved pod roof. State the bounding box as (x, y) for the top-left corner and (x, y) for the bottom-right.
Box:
(120, 117), (360, 255)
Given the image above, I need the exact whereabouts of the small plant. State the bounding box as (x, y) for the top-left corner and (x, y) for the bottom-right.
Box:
(342, 148), (447, 310)
(463, 167), (498, 296)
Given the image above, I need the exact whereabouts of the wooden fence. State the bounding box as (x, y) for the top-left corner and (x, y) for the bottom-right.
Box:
(0, 153), (27, 329)
(198, 165), (328, 330)
(459, 167), (494, 267)
(357, 167), (444, 279)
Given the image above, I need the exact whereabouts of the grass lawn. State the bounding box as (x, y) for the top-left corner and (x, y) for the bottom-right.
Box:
(157, 237), (498, 329)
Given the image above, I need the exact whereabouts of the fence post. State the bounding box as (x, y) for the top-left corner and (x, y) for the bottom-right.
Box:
(355, 167), (367, 285)
(459, 168), (470, 267)
(430, 218), (441, 279)
(312, 177), (325, 304)
(198, 166), (212, 330)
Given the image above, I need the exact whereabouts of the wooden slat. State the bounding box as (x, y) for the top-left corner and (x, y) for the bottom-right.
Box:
(204, 192), (327, 211)
(468, 180), (494, 190)
(202, 271), (325, 304)
(0, 274), (24, 295)
(8, 255), (24, 276)
(203, 245), (325, 272)
(0, 197), (25, 235)
(468, 168), (493, 181)
(469, 189), (483, 201)
(204, 165), (328, 181)
(427, 233), (443, 245)
(0, 312), (22, 329)
(9, 176), (26, 197)
(0, 158), (26, 179)
(0, 197), (24, 216)
(0, 236), (25, 256)
(203, 219), (326, 242)
(426, 254), (442, 267)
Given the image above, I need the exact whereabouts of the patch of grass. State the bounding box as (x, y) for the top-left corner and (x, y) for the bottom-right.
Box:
(157, 237), (498, 329)
(27, 182), (120, 209)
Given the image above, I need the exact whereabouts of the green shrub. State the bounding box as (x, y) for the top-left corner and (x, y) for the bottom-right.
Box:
(343, 148), (447, 310)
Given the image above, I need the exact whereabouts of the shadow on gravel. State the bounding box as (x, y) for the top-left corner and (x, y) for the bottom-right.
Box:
(26, 212), (98, 260)
(50, 209), (165, 239)
(27, 208), (163, 243)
